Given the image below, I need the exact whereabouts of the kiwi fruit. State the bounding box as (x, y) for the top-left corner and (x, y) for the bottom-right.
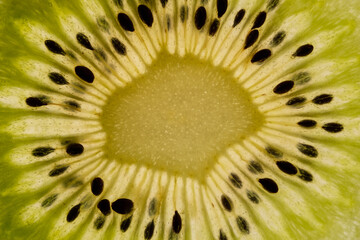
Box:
(0, 0), (359, 239)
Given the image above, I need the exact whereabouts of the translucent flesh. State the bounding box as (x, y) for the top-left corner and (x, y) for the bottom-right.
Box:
(0, 0), (359, 239)
(102, 53), (263, 177)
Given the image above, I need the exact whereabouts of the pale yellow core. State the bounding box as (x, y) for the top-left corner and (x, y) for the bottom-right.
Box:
(101, 53), (263, 178)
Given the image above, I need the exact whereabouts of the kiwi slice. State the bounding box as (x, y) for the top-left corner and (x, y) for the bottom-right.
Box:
(0, 0), (360, 239)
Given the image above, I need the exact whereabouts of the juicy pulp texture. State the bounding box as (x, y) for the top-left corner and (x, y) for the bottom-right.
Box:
(102, 53), (263, 177)
(0, 0), (360, 239)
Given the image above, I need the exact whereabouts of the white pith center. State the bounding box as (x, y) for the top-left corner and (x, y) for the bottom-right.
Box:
(102, 53), (263, 177)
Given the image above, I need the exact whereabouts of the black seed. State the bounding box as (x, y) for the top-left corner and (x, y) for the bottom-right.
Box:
(172, 211), (182, 234)
(144, 220), (155, 239)
(209, 19), (220, 36)
(44, 40), (66, 55)
(148, 198), (157, 216)
(76, 33), (94, 50)
(251, 49), (271, 63)
(293, 44), (314, 57)
(217, 0), (228, 18)
(97, 199), (111, 216)
(286, 96), (306, 106)
(297, 143), (318, 158)
(49, 165), (69, 177)
(236, 216), (250, 234)
(298, 169), (313, 182)
(65, 101), (80, 110)
(267, 0), (280, 11)
(180, 6), (187, 23)
(229, 173), (242, 188)
(160, 0), (168, 8)
(66, 203), (81, 222)
(312, 94), (333, 105)
(273, 81), (294, 94)
(244, 30), (259, 49)
(252, 11), (267, 29)
(270, 31), (286, 47)
(138, 5), (154, 27)
(120, 215), (133, 232)
(266, 146), (283, 158)
(293, 72), (311, 85)
(111, 38), (127, 55)
(94, 216), (105, 230)
(32, 147), (55, 157)
(322, 123), (344, 133)
(246, 190), (260, 204)
(258, 178), (278, 193)
(112, 198), (134, 214)
(276, 161), (298, 175)
(221, 194), (233, 212)
(62, 101), (79, 110)
(248, 161), (264, 174)
(117, 13), (135, 32)
(41, 194), (58, 208)
(233, 9), (245, 27)
(91, 177), (104, 196)
(75, 66), (94, 83)
(26, 97), (49, 107)
(298, 119), (317, 128)
(194, 7), (207, 30)
(48, 72), (69, 85)
(219, 229), (228, 240)
(66, 143), (84, 156)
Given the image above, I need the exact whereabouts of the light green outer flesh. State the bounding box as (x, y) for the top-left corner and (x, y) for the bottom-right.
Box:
(0, 0), (359, 239)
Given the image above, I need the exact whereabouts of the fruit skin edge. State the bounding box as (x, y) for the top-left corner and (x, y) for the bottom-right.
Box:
(0, 0), (360, 239)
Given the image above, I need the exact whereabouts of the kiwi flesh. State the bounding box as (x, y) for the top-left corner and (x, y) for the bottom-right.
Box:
(0, 0), (359, 239)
